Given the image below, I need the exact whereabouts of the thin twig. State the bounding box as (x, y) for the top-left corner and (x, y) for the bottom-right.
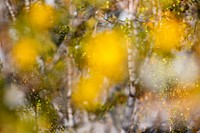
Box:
(5, 0), (16, 21)
(24, 0), (30, 12)
(122, 0), (140, 132)
(66, 58), (74, 127)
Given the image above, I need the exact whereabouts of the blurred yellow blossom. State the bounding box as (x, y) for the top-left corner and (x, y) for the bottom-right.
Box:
(11, 38), (40, 70)
(72, 75), (104, 110)
(153, 16), (185, 52)
(29, 3), (55, 30)
(85, 30), (127, 82)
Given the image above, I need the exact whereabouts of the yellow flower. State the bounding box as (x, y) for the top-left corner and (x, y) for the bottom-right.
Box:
(72, 75), (103, 110)
(29, 3), (55, 30)
(85, 30), (127, 82)
(153, 17), (185, 52)
(11, 38), (40, 70)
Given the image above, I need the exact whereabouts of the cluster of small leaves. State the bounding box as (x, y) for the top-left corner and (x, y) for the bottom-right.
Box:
(51, 25), (70, 46)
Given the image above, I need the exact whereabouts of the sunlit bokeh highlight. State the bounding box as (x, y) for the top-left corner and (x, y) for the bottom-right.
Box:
(153, 15), (185, 52)
(72, 75), (104, 110)
(85, 30), (127, 82)
(11, 38), (40, 70)
(29, 3), (55, 30)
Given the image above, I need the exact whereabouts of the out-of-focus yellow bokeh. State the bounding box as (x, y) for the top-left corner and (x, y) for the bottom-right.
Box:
(159, 0), (175, 7)
(11, 38), (40, 70)
(85, 30), (127, 82)
(153, 16), (185, 52)
(29, 3), (55, 30)
(86, 18), (96, 29)
(72, 0), (107, 7)
(72, 75), (103, 110)
(38, 116), (51, 130)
